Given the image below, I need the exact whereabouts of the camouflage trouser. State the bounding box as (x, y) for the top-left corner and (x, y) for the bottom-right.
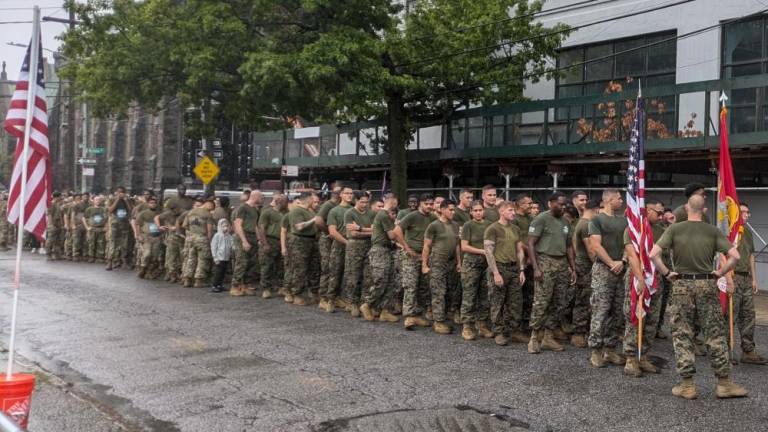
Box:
(72, 227), (86, 259)
(45, 227), (64, 258)
(282, 234), (295, 290)
(521, 267), (534, 329)
(393, 247), (405, 306)
(287, 235), (320, 296)
(141, 236), (164, 277)
(588, 262), (626, 349)
(232, 232), (259, 286)
(64, 229), (73, 258)
(182, 234), (211, 280)
(164, 235), (184, 275)
(86, 228), (106, 261)
(260, 237), (283, 293)
(530, 255), (570, 331)
(135, 238), (146, 267)
(656, 276), (671, 333)
(669, 279), (731, 378)
(428, 255), (458, 322)
(343, 239), (372, 306)
(107, 224), (131, 265)
(364, 245), (396, 310)
(572, 259), (593, 334)
(322, 241), (345, 300)
(732, 273), (757, 353)
(401, 250), (430, 317)
(460, 254), (489, 324)
(488, 262), (522, 335)
(318, 234), (333, 296)
(622, 272), (662, 356)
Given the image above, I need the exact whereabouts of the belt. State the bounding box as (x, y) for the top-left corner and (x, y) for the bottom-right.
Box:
(244, 231), (258, 236)
(541, 254), (566, 259)
(734, 271), (751, 277)
(294, 234), (315, 239)
(498, 262), (519, 271)
(678, 273), (716, 280)
(266, 235), (280, 240)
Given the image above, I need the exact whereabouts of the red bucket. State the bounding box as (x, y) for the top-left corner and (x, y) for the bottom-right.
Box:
(0, 374), (35, 428)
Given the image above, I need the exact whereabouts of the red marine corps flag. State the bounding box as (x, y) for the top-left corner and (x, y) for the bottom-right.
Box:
(3, 36), (51, 240)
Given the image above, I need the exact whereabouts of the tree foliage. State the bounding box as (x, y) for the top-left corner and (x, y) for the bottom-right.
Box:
(62, 0), (569, 200)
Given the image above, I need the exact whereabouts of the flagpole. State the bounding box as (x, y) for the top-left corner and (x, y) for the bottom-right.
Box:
(6, 6), (40, 380)
(636, 80), (644, 362)
(719, 90), (736, 356)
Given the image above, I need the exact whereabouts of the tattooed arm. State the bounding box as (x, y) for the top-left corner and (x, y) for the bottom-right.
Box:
(485, 240), (503, 287)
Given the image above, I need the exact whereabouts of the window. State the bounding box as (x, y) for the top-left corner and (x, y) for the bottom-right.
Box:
(722, 15), (768, 132)
(555, 32), (677, 121)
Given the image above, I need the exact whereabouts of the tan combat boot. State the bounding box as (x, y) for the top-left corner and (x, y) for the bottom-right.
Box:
(541, 330), (565, 352)
(241, 285), (256, 296)
(412, 316), (431, 327)
(553, 327), (569, 341)
(527, 330), (541, 354)
(425, 307), (433, 321)
(323, 300), (336, 313)
(475, 322), (494, 338)
(292, 295), (306, 306)
(590, 349), (606, 368)
(672, 377), (697, 400)
(570, 333), (587, 348)
(284, 293), (294, 303)
(639, 356), (659, 374)
(716, 376), (749, 399)
(623, 357), (642, 378)
(229, 285), (245, 297)
(510, 331), (530, 344)
(359, 303), (375, 321)
(168, 272), (178, 283)
(262, 289), (272, 299)
(461, 324), (476, 341)
(378, 309), (398, 322)
(137, 267), (147, 279)
(603, 348), (625, 365)
(334, 298), (349, 309)
(194, 278), (207, 288)
(452, 311), (462, 325)
(433, 321), (451, 335)
(182, 277), (193, 288)
(741, 350), (768, 365)
(495, 334), (509, 346)
(404, 316), (419, 330)
(349, 304), (360, 318)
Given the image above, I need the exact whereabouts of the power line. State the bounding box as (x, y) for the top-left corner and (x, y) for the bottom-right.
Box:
(411, 0), (614, 43)
(408, 7), (768, 102)
(396, 0), (696, 69)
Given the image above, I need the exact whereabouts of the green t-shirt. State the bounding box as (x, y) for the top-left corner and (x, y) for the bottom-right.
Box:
(396, 208), (413, 222)
(84, 206), (107, 228)
(484, 205), (500, 223)
(183, 208), (213, 236)
(137, 209), (159, 235)
(453, 206), (470, 227)
(288, 207), (317, 237)
(281, 213), (290, 230)
(72, 201), (88, 228)
(461, 219), (491, 250)
(232, 203), (260, 233)
(484, 222), (521, 264)
(371, 210), (396, 247)
(328, 203), (352, 238)
(344, 207), (376, 239)
(529, 210), (570, 257)
(157, 209), (180, 229)
(164, 195), (194, 211)
(736, 229), (755, 274)
(259, 207), (286, 239)
(512, 213), (531, 243)
(588, 213), (627, 260)
(399, 210), (436, 252)
(425, 219), (459, 259)
(573, 217), (591, 263)
(318, 200), (336, 222)
(656, 221), (732, 274)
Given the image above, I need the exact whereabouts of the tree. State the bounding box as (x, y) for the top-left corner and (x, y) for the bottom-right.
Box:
(62, 1), (569, 202)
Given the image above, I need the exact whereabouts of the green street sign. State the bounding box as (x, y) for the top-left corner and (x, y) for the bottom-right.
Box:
(88, 148), (105, 155)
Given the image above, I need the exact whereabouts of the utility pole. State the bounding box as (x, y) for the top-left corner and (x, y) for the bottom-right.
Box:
(81, 101), (88, 192)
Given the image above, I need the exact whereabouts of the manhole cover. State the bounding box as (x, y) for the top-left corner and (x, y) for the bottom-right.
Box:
(313, 405), (530, 432)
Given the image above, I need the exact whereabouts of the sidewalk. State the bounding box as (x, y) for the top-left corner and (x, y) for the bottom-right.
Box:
(756, 292), (768, 326)
(0, 350), (125, 432)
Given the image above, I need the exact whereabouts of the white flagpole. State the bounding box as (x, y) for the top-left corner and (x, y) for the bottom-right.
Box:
(6, 6), (41, 380)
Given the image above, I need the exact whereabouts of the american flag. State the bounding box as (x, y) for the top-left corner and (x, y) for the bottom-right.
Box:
(3, 38), (51, 240)
(625, 96), (657, 326)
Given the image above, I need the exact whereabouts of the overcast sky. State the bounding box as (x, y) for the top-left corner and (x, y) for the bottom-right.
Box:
(0, 1), (72, 80)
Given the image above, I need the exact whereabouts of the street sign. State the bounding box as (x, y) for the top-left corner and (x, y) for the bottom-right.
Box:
(193, 156), (220, 185)
(87, 148), (105, 155)
(82, 167), (95, 176)
(212, 150), (223, 159)
(281, 165), (299, 177)
(77, 158), (97, 165)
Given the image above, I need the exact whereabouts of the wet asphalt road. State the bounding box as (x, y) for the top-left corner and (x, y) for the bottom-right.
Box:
(0, 251), (767, 432)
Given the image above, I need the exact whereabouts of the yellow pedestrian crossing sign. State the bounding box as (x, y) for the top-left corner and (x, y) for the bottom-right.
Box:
(193, 156), (220, 185)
